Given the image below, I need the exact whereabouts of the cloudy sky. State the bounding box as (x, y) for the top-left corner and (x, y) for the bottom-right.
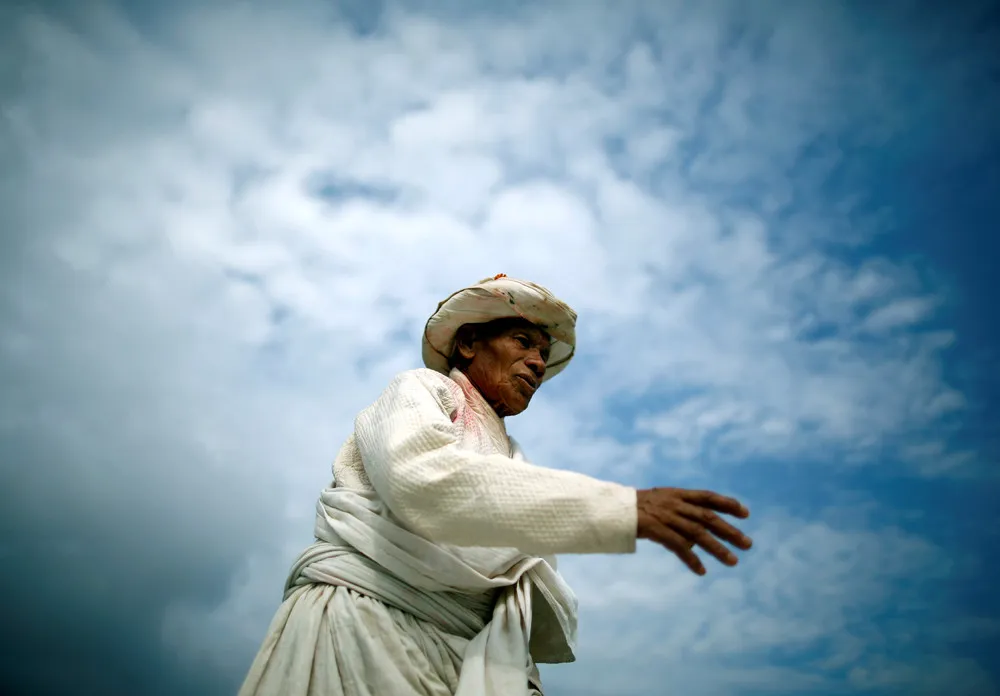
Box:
(2, 0), (998, 694)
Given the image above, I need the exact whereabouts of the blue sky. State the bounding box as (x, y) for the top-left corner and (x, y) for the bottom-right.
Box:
(1, 0), (998, 694)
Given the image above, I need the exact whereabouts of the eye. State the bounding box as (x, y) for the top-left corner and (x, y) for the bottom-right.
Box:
(514, 335), (530, 348)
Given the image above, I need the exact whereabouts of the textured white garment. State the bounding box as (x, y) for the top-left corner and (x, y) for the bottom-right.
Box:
(239, 368), (637, 696)
(355, 369), (638, 555)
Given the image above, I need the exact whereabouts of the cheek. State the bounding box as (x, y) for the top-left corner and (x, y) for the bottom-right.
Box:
(496, 377), (520, 404)
(488, 373), (520, 406)
(473, 361), (509, 402)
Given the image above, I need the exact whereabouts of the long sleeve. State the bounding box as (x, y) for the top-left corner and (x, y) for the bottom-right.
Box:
(354, 369), (637, 555)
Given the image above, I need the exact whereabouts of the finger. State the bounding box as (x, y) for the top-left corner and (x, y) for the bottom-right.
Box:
(680, 490), (750, 518)
(677, 503), (753, 550)
(669, 515), (740, 567)
(643, 517), (706, 575)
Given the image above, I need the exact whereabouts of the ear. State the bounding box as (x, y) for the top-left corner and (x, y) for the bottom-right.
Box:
(454, 325), (478, 361)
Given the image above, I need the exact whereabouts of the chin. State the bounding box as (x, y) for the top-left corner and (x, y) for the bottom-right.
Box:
(508, 397), (532, 416)
(498, 386), (533, 417)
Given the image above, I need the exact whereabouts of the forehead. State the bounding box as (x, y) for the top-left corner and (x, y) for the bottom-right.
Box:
(495, 319), (550, 346)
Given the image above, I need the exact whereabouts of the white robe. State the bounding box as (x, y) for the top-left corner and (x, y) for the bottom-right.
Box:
(239, 368), (637, 696)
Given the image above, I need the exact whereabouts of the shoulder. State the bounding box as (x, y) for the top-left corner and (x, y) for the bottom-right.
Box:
(354, 369), (462, 447)
(373, 368), (463, 412)
(389, 368), (459, 394)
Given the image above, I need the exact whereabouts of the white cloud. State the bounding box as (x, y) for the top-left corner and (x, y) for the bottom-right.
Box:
(547, 510), (979, 695)
(1, 1), (994, 694)
(864, 296), (938, 332)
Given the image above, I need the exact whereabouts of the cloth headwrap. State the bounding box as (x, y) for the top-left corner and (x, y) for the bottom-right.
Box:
(422, 275), (577, 383)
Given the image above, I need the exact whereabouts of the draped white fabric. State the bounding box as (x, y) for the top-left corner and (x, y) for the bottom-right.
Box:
(237, 369), (599, 696)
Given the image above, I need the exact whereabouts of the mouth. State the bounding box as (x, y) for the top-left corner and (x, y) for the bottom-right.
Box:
(515, 374), (538, 392)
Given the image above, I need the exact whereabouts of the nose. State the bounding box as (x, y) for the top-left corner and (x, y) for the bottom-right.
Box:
(525, 351), (546, 380)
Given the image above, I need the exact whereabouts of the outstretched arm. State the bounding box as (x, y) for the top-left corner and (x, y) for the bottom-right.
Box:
(354, 370), (637, 555)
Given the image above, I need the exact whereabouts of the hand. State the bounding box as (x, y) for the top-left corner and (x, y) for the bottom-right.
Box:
(636, 487), (753, 575)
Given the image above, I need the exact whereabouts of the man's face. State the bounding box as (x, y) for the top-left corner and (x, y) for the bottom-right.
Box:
(458, 319), (552, 417)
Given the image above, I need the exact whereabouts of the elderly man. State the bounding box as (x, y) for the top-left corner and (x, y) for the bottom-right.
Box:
(240, 275), (753, 696)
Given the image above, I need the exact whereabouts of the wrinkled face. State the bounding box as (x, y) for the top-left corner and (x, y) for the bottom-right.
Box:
(455, 319), (552, 417)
